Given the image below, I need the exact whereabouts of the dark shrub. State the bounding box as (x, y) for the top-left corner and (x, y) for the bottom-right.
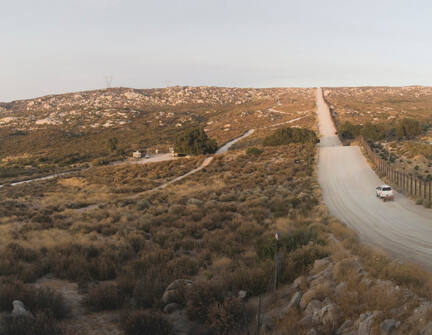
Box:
(396, 118), (422, 139)
(207, 297), (244, 334)
(246, 147), (263, 156)
(84, 283), (124, 311)
(122, 310), (173, 335)
(186, 281), (224, 322)
(27, 287), (69, 320)
(281, 245), (329, 283)
(1, 312), (65, 335)
(133, 272), (168, 309)
(256, 230), (320, 260)
(223, 263), (271, 296)
(0, 280), (32, 311)
(0, 281), (68, 320)
(339, 121), (361, 139)
(360, 122), (386, 141)
(263, 127), (318, 146)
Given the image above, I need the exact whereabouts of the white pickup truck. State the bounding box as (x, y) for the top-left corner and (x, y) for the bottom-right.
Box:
(376, 185), (394, 201)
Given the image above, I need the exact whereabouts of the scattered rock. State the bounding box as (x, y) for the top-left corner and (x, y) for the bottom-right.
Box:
(380, 319), (400, 335)
(163, 303), (181, 314)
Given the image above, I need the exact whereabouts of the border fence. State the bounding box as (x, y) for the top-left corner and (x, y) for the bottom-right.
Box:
(358, 136), (432, 203)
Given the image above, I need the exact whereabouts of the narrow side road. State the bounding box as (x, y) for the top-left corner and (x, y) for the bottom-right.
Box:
(316, 88), (432, 269)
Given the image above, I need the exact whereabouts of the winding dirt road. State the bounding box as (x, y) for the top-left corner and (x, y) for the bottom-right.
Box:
(156, 129), (255, 190)
(316, 88), (432, 269)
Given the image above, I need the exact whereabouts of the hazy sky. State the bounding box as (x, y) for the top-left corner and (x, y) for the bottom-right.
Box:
(2, 0), (432, 101)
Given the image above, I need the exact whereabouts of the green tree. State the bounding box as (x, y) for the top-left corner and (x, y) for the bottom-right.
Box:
(360, 122), (386, 141)
(396, 118), (422, 140)
(174, 128), (217, 155)
(339, 121), (361, 139)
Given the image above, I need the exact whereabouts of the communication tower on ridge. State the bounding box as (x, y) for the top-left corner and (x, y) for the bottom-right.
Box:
(105, 76), (113, 89)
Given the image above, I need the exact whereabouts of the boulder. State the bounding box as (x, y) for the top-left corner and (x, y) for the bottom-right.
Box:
(292, 275), (307, 290)
(300, 280), (333, 309)
(337, 319), (355, 335)
(280, 291), (302, 318)
(319, 303), (340, 328)
(335, 282), (347, 298)
(312, 257), (332, 274)
(308, 265), (334, 288)
(380, 319), (400, 335)
(162, 279), (193, 305)
(11, 300), (34, 319)
(358, 311), (380, 335)
(299, 300), (322, 326)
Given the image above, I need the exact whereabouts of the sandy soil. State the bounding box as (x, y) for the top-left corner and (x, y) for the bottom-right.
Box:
(316, 88), (432, 269)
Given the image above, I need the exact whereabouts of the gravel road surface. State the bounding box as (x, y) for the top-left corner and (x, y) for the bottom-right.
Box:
(316, 88), (432, 268)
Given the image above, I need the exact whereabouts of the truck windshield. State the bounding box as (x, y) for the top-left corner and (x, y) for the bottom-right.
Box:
(383, 187), (392, 191)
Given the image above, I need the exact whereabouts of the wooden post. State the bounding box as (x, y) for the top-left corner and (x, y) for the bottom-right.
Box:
(410, 175), (413, 195)
(429, 180), (432, 202)
(256, 296), (262, 335)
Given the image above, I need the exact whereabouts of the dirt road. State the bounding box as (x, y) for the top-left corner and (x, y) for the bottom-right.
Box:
(316, 88), (432, 268)
(156, 129), (255, 190)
